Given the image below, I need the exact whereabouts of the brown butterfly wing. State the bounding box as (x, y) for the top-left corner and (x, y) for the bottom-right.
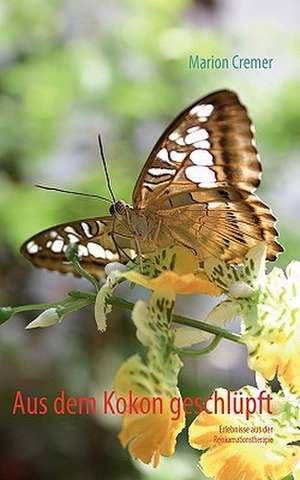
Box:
(132, 89), (282, 262)
(133, 90), (261, 209)
(20, 216), (137, 277)
(156, 189), (282, 263)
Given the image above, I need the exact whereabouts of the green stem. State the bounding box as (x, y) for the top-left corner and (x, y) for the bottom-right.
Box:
(61, 299), (93, 316)
(65, 245), (100, 292)
(175, 334), (222, 356)
(9, 291), (96, 316)
(71, 259), (100, 292)
(68, 291), (97, 301)
(12, 297), (71, 314)
(173, 312), (243, 344)
(2, 290), (243, 346)
(107, 295), (243, 344)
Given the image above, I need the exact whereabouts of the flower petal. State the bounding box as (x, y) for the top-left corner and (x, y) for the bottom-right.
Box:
(94, 271), (122, 331)
(132, 300), (153, 347)
(205, 300), (241, 328)
(123, 270), (221, 296)
(205, 242), (267, 292)
(114, 355), (185, 467)
(174, 327), (208, 347)
(244, 241), (266, 287)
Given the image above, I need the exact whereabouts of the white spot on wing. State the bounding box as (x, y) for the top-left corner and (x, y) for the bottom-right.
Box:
(157, 148), (169, 162)
(185, 165), (216, 183)
(64, 226), (77, 235)
(96, 221), (104, 230)
(105, 250), (115, 261)
(190, 104), (214, 117)
(185, 129), (209, 145)
(148, 167), (176, 176)
(49, 231), (57, 239)
(190, 150), (213, 166)
(170, 151), (186, 162)
(169, 131), (180, 141)
(176, 137), (185, 146)
(26, 241), (39, 254)
(68, 234), (79, 243)
(51, 239), (64, 253)
(200, 182), (216, 188)
(78, 245), (89, 257)
(87, 242), (106, 258)
(194, 140), (211, 149)
(187, 126), (200, 133)
(81, 222), (93, 238)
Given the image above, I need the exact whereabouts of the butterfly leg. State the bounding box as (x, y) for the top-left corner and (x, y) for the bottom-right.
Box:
(132, 237), (144, 272)
(110, 216), (134, 264)
(153, 218), (163, 244)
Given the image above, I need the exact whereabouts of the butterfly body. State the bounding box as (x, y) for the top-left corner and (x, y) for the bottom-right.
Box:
(21, 90), (283, 276)
(109, 200), (174, 254)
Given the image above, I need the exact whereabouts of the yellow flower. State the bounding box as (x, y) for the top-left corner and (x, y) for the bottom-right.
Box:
(124, 245), (221, 296)
(243, 262), (300, 397)
(112, 250), (187, 466)
(204, 243), (300, 398)
(122, 245), (221, 348)
(189, 386), (300, 480)
(94, 245), (220, 333)
(114, 355), (185, 467)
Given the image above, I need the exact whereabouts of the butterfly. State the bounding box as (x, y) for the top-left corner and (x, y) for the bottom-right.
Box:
(21, 89), (283, 277)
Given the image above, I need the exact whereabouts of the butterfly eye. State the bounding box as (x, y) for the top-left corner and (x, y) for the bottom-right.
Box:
(109, 204), (116, 215)
(110, 201), (126, 215)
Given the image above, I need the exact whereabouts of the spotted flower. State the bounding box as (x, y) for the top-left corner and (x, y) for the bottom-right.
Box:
(123, 245), (221, 347)
(189, 385), (300, 480)
(199, 242), (265, 344)
(94, 263), (127, 331)
(204, 243), (300, 397)
(114, 261), (186, 466)
(110, 245), (223, 465)
(124, 244), (221, 296)
(243, 261), (300, 397)
(95, 245), (221, 342)
(114, 354), (185, 467)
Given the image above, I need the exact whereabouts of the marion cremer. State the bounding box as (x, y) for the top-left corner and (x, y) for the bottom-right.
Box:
(102, 389), (272, 421)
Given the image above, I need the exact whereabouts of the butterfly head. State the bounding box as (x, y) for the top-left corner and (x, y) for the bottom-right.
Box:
(109, 200), (130, 217)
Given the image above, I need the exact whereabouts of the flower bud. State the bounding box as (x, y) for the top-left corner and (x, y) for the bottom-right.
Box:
(25, 308), (60, 329)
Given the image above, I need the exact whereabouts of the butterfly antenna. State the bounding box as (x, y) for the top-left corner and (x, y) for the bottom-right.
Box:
(35, 185), (112, 203)
(97, 134), (116, 203)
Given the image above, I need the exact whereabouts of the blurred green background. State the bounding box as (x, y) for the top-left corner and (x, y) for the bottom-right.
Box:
(0, 0), (300, 479)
